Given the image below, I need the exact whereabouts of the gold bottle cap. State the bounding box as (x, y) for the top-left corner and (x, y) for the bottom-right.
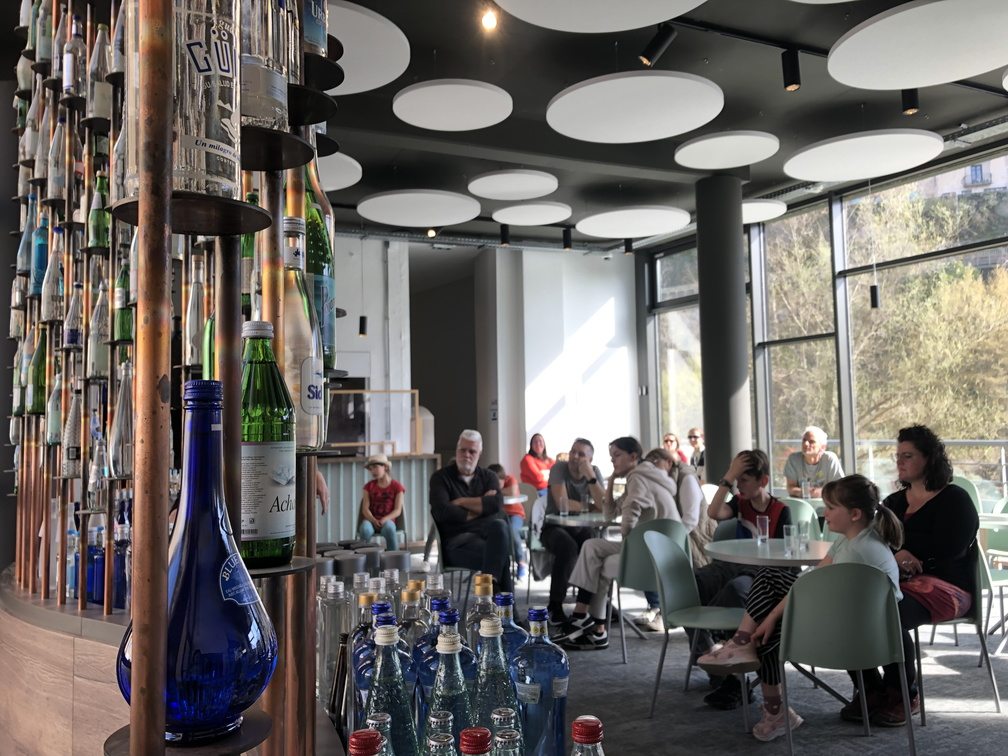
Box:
(473, 573), (493, 585)
(407, 579), (425, 591)
(474, 583), (492, 597)
(358, 592), (377, 607)
(401, 589), (421, 603)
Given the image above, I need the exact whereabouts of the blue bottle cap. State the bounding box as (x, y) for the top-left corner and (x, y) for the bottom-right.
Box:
(438, 608), (460, 625)
(374, 613), (398, 627)
(493, 592), (514, 607)
(527, 607), (549, 623)
(371, 601), (393, 616)
(183, 379), (223, 404)
(430, 597), (452, 613)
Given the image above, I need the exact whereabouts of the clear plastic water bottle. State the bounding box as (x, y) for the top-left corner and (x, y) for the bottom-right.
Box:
(473, 617), (519, 731)
(509, 608), (569, 756)
(364, 623), (419, 755)
(570, 715), (605, 755)
(429, 633), (474, 743)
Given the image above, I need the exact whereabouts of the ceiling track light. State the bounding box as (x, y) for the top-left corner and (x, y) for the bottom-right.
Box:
(500, 223), (510, 247)
(562, 226), (572, 250)
(638, 23), (677, 68)
(901, 88), (919, 116)
(781, 48), (801, 92)
(624, 238), (633, 255)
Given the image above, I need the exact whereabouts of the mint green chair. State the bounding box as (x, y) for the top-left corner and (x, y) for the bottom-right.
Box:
(613, 518), (690, 664)
(781, 497), (822, 539)
(820, 522), (841, 542)
(780, 563), (916, 755)
(951, 475), (982, 513)
(643, 531), (757, 731)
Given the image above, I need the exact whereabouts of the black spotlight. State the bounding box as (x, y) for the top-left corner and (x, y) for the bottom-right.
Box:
(639, 23), (677, 68)
(624, 238), (633, 255)
(782, 48), (801, 92)
(358, 315), (368, 337)
(869, 284), (881, 309)
(500, 223), (510, 247)
(562, 226), (572, 250)
(901, 89), (919, 116)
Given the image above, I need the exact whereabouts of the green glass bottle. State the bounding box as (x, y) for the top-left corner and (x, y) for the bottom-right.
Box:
(304, 153), (336, 373)
(113, 251), (132, 342)
(241, 190), (258, 320)
(202, 312), (216, 380)
(239, 320), (296, 568)
(25, 325), (47, 416)
(87, 170), (111, 250)
(11, 341), (24, 418)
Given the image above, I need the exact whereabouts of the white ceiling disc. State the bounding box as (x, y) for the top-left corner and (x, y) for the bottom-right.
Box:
(675, 130), (780, 170)
(742, 199), (787, 225)
(1003, 68), (1008, 91)
(547, 71), (724, 144)
(393, 79), (513, 131)
(787, 0), (867, 4)
(828, 0), (1008, 90)
(317, 152), (363, 192)
(357, 190), (480, 227)
(496, 0), (706, 33)
(783, 129), (943, 182)
(492, 202), (572, 226)
(468, 169), (558, 200)
(326, 1), (410, 96)
(575, 206), (691, 239)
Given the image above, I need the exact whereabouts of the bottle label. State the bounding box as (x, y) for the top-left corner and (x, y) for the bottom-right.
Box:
(23, 385), (33, 411)
(114, 285), (126, 310)
(89, 81), (113, 121)
(240, 441), (296, 541)
(65, 328), (81, 347)
(241, 257), (253, 296)
(241, 63), (288, 122)
(300, 357), (324, 416)
(67, 446), (80, 461)
(552, 676), (569, 698)
(309, 273), (337, 361)
(219, 552), (259, 606)
(304, 0), (327, 53)
(62, 53), (74, 92)
(515, 681), (541, 704)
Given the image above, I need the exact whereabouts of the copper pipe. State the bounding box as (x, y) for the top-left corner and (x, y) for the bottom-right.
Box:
(258, 576), (287, 756)
(40, 425), (52, 600)
(262, 171), (284, 362)
(306, 454), (317, 558)
(284, 571), (309, 756)
(130, 0), (174, 752)
(55, 480), (67, 606)
(104, 485), (114, 615)
(214, 236), (241, 536)
(295, 456), (307, 558)
(78, 504), (89, 611)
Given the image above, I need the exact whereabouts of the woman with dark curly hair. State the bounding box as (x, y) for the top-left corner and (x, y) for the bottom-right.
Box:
(848, 424), (978, 727)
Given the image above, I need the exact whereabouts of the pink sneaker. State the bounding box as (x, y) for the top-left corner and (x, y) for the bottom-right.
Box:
(696, 639), (760, 673)
(752, 704), (803, 742)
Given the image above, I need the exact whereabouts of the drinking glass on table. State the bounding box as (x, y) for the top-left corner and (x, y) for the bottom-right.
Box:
(783, 525), (798, 557)
(558, 496), (569, 517)
(797, 520), (811, 551)
(756, 515), (770, 546)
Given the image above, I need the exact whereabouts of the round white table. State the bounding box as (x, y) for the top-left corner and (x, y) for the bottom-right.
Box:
(704, 538), (831, 567)
(503, 494), (528, 506)
(978, 513), (1008, 530)
(544, 511), (612, 528)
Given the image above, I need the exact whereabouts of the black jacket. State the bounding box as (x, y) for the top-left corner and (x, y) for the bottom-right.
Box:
(429, 462), (503, 543)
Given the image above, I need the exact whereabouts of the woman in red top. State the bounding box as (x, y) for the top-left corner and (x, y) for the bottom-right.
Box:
(357, 453), (405, 549)
(520, 433), (554, 494)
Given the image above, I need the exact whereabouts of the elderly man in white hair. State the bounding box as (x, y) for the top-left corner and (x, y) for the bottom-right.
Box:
(429, 429), (512, 591)
(784, 425), (845, 498)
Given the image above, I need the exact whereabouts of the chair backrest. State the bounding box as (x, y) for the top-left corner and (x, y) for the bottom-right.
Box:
(643, 530), (702, 618)
(820, 521), (841, 542)
(781, 497), (822, 539)
(951, 475), (982, 514)
(619, 518), (690, 591)
(712, 518), (742, 542)
(780, 563), (904, 670)
(986, 499), (1008, 554)
(529, 493), (548, 541)
(518, 482), (539, 517)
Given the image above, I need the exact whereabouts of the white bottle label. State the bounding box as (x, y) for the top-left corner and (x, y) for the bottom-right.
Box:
(89, 81), (113, 121)
(219, 552), (259, 605)
(552, 676), (569, 698)
(300, 357), (324, 416)
(114, 285), (126, 310)
(62, 53), (75, 92)
(240, 441), (296, 541)
(515, 681), (541, 704)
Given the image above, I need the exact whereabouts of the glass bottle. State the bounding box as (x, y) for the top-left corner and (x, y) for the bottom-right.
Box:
(490, 708), (520, 741)
(458, 727), (492, 756)
(239, 320), (296, 568)
(115, 381), (279, 744)
(241, 189), (258, 318)
(20, 90), (38, 166)
(40, 226), (64, 322)
(184, 253), (205, 369)
(86, 281), (110, 380)
(365, 712), (394, 756)
(62, 281), (82, 347)
(46, 113), (66, 203)
(29, 213), (49, 298)
(62, 379), (83, 478)
(351, 592), (378, 652)
(202, 312), (216, 379)
(287, 0), (301, 85)
(473, 617), (520, 731)
(400, 588), (430, 652)
(364, 623), (419, 756)
(353, 600), (394, 687)
(508, 608), (569, 756)
(424, 711), (454, 756)
(281, 216), (324, 449)
(9, 307), (23, 342)
(65, 526), (79, 600)
(318, 578), (349, 706)
(303, 0), (328, 57)
(16, 195), (36, 276)
(493, 593), (529, 661)
(86, 438), (108, 605)
(111, 108), (126, 202)
(86, 23), (112, 121)
(304, 134), (337, 373)
(11, 343), (23, 421)
(32, 96), (49, 183)
(240, 0), (288, 131)
(24, 325), (47, 416)
(127, 226), (138, 304)
(570, 716), (605, 756)
(110, 2), (125, 78)
(113, 522), (130, 609)
(51, 6), (68, 84)
(113, 248), (132, 342)
(466, 582), (496, 650)
(62, 14), (87, 97)
(27, 0), (41, 50)
(45, 369), (62, 445)
(19, 0), (32, 28)
(35, 1), (52, 65)
(348, 729), (386, 756)
(108, 360), (134, 479)
(411, 596), (453, 697)
(429, 632), (474, 743)
(427, 733), (458, 756)
(492, 729), (522, 756)
(87, 170), (111, 249)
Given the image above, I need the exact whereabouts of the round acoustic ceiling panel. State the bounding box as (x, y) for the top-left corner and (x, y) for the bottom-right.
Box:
(675, 130), (780, 170)
(828, 0), (1008, 90)
(575, 206), (691, 239)
(392, 79), (513, 131)
(742, 199), (788, 225)
(548, 71), (724, 144)
(787, 0), (867, 4)
(783, 129), (943, 182)
(357, 190), (480, 227)
(468, 169), (558, 201)
(492, 202), (572, 226)
(326, 1), (410, 96)
(317, 152), (363, 192)
(495, 0), (706, 33)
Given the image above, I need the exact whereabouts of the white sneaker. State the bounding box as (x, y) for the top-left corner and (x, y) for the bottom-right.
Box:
(752, 705), (803, 742)
(632, 607), (663, 631)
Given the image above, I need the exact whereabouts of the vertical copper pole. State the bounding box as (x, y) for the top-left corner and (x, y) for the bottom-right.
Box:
(15, 402), (25, 588)
(261, 171), (284, 362)
(284, 572), (308, 756)
(131, 0), (173, 752)
(28, 416), (39, 595)
(259, 576), (287, 756)
(214, 236), (241, 536)
(56, 479), (67, 606)
(104, 484), (114, 615)
(78, 505), (89, 611)
(304, 454), (318, 755)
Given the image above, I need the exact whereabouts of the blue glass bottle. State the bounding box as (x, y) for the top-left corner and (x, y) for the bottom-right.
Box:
(508, 608), (569, 756)
(472, 617), (520, 731)
(86, 515), (105, 605)
(428, 632), (473, 744)
(29, 212), (48, 298)
(493, 593), (529, 661)
(411, 596), (452, 668)
(365, 623), (420, 756)
(112, 523), (129, 609)
(115, 380), (278, 744)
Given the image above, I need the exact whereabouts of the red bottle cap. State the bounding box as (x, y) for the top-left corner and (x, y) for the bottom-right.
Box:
(348, 728), (384, 756)
(459, 726), (493, 754)
(572, 715), (604, 744)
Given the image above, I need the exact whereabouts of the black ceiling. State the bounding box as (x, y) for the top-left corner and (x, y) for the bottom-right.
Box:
(5, 2), (1007, 250)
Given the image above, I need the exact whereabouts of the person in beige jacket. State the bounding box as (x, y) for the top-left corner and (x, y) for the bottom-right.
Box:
(560, 437), (680, 650)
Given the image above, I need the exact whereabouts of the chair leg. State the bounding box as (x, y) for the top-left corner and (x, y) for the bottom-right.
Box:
(914, 627), (926, 727)
(1000, 587), (1005, 638)
(928, 624), (936, 646)
(856, 670), (871, 738)
(781, 662), (794, 756)
(953, 624), (959, 647)
(683, 630), (700, 692)
(896, 662), (917, 756)
(617, 583), (628, 665)
(650, 630), (670, 718)
(739, 673), (751, 733)
(976, 627), (1003, 713)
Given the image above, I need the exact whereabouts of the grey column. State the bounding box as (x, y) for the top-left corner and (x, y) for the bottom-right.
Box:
(696, 174), (752, 480)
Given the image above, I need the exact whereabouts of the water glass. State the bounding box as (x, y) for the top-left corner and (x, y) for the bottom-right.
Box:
(756, 515), (770, 546)
(783, 525), (798, 557)
(558, 497), (570, 516)
(798, 520), (811, 551)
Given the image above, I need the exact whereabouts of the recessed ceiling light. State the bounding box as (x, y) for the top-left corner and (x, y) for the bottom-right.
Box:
(481, 8), (498, 31)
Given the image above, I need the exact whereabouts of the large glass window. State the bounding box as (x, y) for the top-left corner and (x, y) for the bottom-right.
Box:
(656, 306), (703, 442)
(655, 248), (698, 301)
